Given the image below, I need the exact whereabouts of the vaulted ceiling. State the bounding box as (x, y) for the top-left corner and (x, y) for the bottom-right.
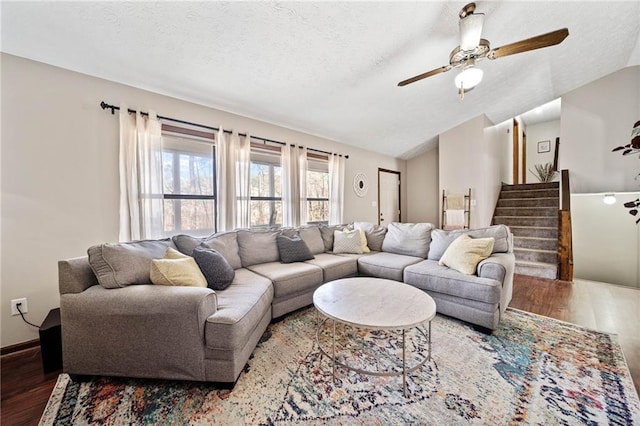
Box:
(2, 1), (639, 159)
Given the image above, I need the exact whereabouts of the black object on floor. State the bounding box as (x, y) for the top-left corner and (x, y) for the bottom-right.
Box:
(39, 308), (62, 374)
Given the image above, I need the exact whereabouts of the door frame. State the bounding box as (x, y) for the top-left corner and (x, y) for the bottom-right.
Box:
(522, 131), (527, 184)
(378, 168), (401, 225)
(513, 119), (520, 184)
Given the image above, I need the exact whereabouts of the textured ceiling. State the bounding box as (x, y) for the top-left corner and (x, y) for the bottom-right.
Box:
(2, 1), (639, 159)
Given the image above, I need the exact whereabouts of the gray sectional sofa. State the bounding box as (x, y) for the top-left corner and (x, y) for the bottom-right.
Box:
(58, 222), (514, 384)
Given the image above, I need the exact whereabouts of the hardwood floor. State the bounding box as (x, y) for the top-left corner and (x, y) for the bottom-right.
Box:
(2, 274), (638, 425)
(509, 275), (640, 394)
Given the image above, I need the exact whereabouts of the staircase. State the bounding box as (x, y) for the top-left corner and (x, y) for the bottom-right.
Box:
(493, 182), (559, 279)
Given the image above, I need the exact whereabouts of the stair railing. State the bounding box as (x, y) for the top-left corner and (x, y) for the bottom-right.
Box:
(558, 169), (573, 281)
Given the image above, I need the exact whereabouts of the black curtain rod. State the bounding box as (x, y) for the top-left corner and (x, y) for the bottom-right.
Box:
(100, 102), (348, 158)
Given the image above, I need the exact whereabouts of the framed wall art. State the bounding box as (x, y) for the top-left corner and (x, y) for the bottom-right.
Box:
(537, 140), (551, 153)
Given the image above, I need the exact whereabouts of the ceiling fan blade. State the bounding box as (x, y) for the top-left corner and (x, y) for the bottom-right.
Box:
(488, 28), (569, 59)
(398, 65), (452, 87)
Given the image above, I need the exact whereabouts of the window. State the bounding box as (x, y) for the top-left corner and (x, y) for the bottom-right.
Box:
(162, 131), (216, 236)
(306, 157), (329, 224)
(250, 146), (282, 227)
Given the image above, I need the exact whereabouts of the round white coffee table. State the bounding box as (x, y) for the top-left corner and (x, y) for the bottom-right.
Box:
(313, 277), (436, 397)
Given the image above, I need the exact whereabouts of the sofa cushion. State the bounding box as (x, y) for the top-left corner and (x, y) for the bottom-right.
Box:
(319, 225), (345, 252)
(439, 234), (495, 275)
(428, 224), (512, 261)
(281, 226), (325, 255)
(333, 229), (363, 254)
(354, 222), (387, 252)
(205, 269), (273, 352)
(277, 234), (315, 263)
(88, 238), (175, 289)
(381, 222), (433, 258)
(298, 226), (326, 255)
(237, 229), (280, 267)
(150, 249), (207, 287)
(305, 253), (358, 282)
(193, 246), (236, 290)
(172, 232), (242, 270)
(357, 252), (423, 281)
(404, 259), (502, 304)
(247, 261), (323, 299)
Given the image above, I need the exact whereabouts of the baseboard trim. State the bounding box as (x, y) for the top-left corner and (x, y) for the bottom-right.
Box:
(1, 338), (40, 356)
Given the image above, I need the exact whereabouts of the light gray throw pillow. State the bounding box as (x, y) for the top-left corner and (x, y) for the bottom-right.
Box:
(381, 222), (433, 258)
(88, 238), (175, 289)
(237, 229), (280, 267)
(332, 229), (363, 254)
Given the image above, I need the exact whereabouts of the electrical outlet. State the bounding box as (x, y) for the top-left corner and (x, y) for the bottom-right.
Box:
(11, 298), (28, 316)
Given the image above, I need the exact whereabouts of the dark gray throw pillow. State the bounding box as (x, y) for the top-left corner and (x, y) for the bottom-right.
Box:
(192, 246), (235, 291)
(276, 234), (315, 263)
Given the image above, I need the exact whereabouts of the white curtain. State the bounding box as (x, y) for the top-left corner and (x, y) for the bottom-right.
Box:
(328, 153), (346, 225)
(235, 133), (251, 229)
(215, 128), (235, 232)
(298, 146), (308, 225)
(119, 105), (164, 241)
(215, 129), (251, 231)
(282, 144), (308, 227)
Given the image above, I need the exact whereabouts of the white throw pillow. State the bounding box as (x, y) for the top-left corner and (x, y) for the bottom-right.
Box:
(333, 229), (363, 254)
(439, 234), (495, 275)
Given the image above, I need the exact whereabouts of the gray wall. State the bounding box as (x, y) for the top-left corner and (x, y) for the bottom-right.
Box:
(405, 147), (439, 224)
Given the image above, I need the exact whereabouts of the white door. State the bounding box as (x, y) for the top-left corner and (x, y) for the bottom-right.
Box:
(378, 169), (400, 225)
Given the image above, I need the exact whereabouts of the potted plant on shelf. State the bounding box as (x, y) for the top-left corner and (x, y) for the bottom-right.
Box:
(530, 162), (558, 183)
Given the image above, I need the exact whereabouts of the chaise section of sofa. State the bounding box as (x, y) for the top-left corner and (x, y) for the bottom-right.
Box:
(403, 225), (515, 330)
(59, 256), (220, 382)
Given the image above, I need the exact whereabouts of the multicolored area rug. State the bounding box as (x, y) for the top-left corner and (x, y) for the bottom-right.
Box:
(40, 308), (639, 425)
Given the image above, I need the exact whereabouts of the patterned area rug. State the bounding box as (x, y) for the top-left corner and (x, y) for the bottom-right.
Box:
(40, 308), (639, 425)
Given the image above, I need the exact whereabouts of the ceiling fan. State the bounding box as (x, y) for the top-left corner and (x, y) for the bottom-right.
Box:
(398, 2), (569, 99)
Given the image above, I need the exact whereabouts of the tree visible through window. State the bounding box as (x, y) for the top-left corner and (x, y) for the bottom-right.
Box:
(307, 158), (329, 224)
(162, 133), (216, 236)
(250, 160), (282, 228)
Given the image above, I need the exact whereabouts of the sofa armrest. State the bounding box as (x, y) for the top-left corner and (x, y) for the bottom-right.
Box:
(59, 257), (98, 294)
(477, 252), (515, 315)
(61, 284), (217, 381)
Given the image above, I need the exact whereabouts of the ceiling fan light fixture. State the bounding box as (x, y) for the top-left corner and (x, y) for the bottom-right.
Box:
(454, 66), (483, 90)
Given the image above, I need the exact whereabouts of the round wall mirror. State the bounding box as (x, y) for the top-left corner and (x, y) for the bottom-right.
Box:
(353, 172), (368, 197)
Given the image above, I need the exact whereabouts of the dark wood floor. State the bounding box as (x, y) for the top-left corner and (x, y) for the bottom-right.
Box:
(2, 275), (639, 425)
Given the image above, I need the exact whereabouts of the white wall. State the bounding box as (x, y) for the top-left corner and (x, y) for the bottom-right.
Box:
(525, 120), (560, 183)
(557, 66), (640, 289)
(560, 66), (640, 193)
(571, 193), (640, 288)
(482, 116), (510, 225)
(405, 147), (439, 224)
(0, 53), (406, 348)
(438, 114), (507, 229)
